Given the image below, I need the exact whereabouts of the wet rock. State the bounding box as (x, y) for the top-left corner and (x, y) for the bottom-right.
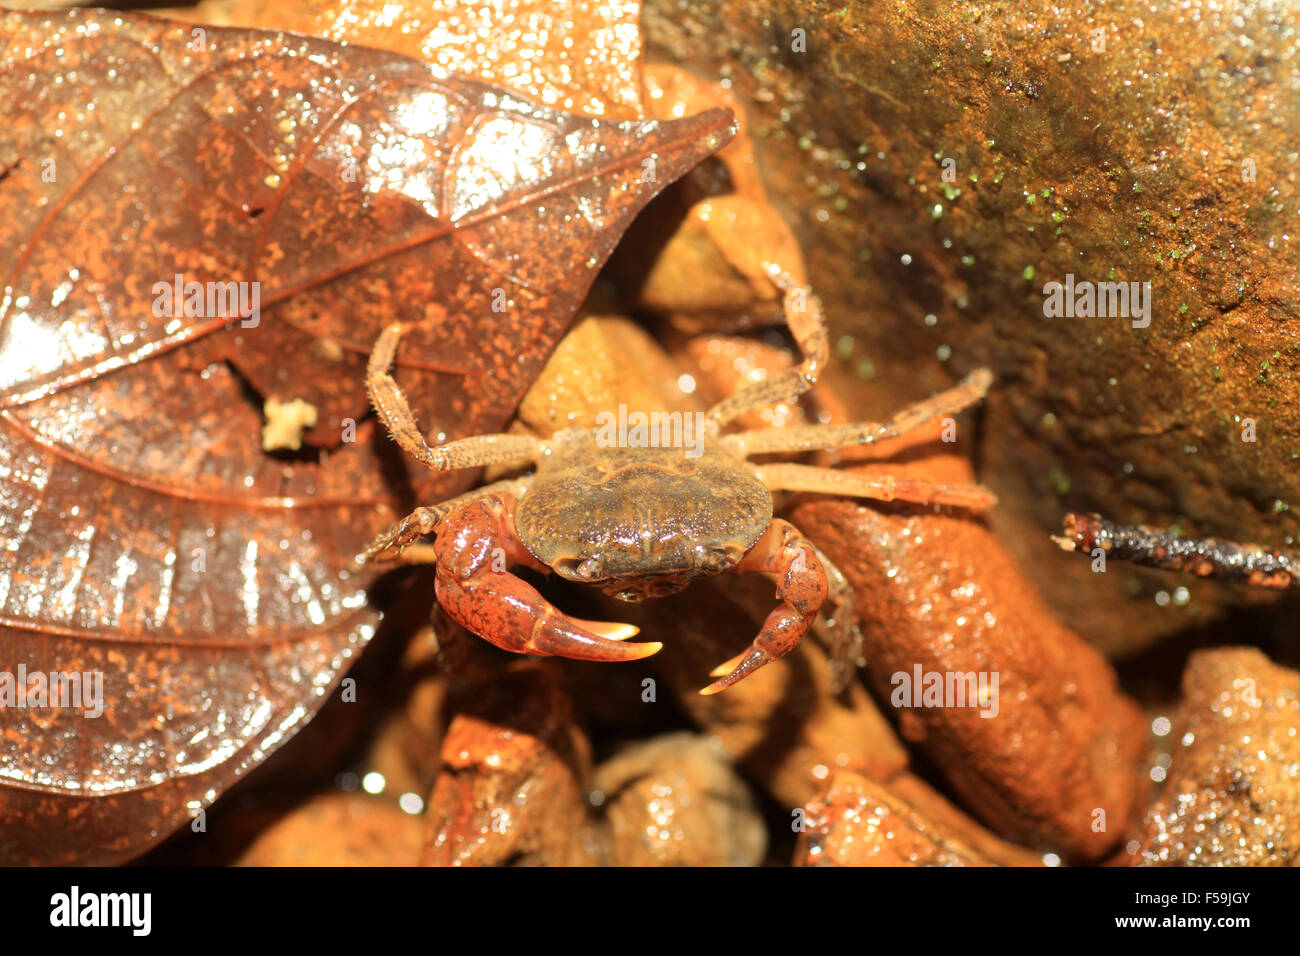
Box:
(641, 0), (1300, 655)
(421, 664), (600, 866)
(514, 313), (698, 435)
(236, 792), (421, 866)
(663, 325), (849, 432)
(885, 773), (1049, 867)
(624, 63), (808, 326)
(1132, 647), (1300, 866)
(594, 732), (766, 866)
(792, 433), (1147, 861)
(795, 770), (1043, 867)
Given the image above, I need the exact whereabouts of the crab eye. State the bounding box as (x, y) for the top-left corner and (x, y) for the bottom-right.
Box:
(555, 556), (604, 581)
(694, 546), (741, 573)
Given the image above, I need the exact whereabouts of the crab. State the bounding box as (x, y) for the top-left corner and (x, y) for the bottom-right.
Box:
(359, 270), (997, 694)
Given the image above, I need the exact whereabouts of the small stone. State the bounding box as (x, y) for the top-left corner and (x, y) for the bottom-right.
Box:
(1133, 648), (1300, 866)
(236, 793), (421, 866)
(595, 732), (766, 866)
(795, 770), (1043, 866)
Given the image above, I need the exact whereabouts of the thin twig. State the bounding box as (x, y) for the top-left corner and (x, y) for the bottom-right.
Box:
(1054, 512), (1299, 589)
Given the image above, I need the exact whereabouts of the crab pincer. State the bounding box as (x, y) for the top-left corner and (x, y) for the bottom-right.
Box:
(433, 494), (663, 662)
(700, 519), (829, 695)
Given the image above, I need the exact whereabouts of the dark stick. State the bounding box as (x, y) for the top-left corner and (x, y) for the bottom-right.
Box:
(1054, 512), (1299, 590)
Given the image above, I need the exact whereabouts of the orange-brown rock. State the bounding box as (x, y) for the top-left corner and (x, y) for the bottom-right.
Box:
(795, 770), (1043, 867)
(619, 62), (808, 328)
(421, 664), (599, 866)
(594, 732), (766, 866)
(1132, 647), (1300, 866)
(514, 314), (699, 436)
(792, 444), (1147, 861)
(663, 326), (849, 432)
(236, 792), (422, 866)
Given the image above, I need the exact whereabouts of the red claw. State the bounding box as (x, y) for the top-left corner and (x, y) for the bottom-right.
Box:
(700, 519), (828, 695)
(434, 494), (662, 663)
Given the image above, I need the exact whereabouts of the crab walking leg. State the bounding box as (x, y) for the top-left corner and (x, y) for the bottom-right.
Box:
(704, 269), (828, 429)
(809, 542), (863, 693)
(367, 322), (543, 472)
(722, 368), (994, 458)
(1055, 512), (1300, 589)
(755, 462), (998, 511)
(356, 478), (532, 564)
(434, 494), (663, 661)
(701, 519), (828, 695)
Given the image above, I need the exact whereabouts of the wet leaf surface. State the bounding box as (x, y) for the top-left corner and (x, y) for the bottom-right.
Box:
(224, 0), (648, 120)
(0, 7), (731, 863)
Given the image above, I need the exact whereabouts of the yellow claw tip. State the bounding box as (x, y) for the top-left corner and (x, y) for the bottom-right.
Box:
(708, 651), (748, 677)
(577, 620), (641, 641)
(699, 673), (739, 695)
